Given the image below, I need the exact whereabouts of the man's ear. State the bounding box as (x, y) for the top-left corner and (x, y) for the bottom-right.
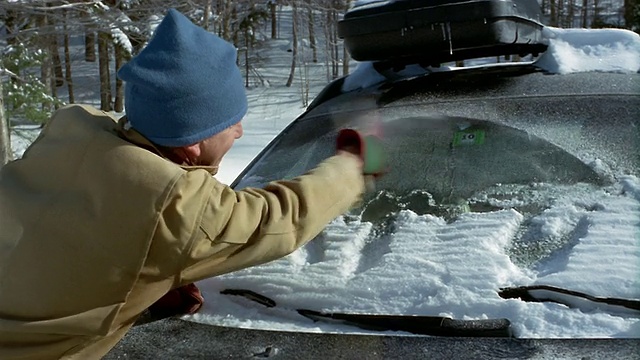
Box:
(157, 142), (202, 165)
(182, 143), (201, 159)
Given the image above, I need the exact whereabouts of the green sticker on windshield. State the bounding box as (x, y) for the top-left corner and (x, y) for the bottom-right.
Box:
(452, 129), (485, 147)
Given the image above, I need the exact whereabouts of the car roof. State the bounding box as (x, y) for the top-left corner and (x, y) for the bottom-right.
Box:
(306, 64), (640, 118)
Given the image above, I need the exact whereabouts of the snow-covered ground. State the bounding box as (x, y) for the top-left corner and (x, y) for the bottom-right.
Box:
(7, 18), (640, 339)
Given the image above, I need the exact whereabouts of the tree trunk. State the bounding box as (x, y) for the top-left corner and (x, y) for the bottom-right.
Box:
(4, 10), (19, 85)
(307, 1), (317, 62)
(566, 0), (576, 27)
(270, 1), (277, 39)
(38, 14), (54, 115)
(42, 6), (60, 106)
(581, 0), (589, 27)
(342, 44), (350, 76)
(323, 8), (332, 81)
(85, 32), (97, 62)
(203, 0), (212, 30)
(50, 61), (59, 110)
(50, 36), (64, 88)
(63, 10), (75, 104)
(98, 32), (112, 111)
(232, 6), (239, 46)
(550, 0), (558, 26)
(557, 0), (565, 27)
(114, 44), (125, 113)
(245, 29), (250, 87)
(220, 0), (232, 40)
(593, 0), (601, 24)
(331, 9), (339, 79)
(624, 0), (634, 28)
(0, 89), (12, 166)
(325, 9), (337, 79)
(285, 3), (298, 87)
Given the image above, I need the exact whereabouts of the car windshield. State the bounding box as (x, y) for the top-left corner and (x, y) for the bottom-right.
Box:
(236, 85), (638, 253)
(236, 90), (637, 202)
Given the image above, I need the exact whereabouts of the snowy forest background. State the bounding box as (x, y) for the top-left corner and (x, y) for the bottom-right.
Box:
(0, 0), (638, 167)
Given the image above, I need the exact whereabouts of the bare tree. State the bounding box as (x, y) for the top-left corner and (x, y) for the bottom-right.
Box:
(98, 31), (112, 111)
(51, 35), (64, 87)
(330, 3), (340, 79)
(2, 0), (358, 121)
(558, 0), (565, 26)
(85, 32), (97, 62)
(36, 3), (63, 108)
(218, 0), (233, 40)
(37, 13), (54, 116)
(231, 6), (240, 46)
(285, 2), (299, 87)
(203, 0), (212, 30)
(342, 43), (350, 76)
(269, 0), (278, 38)
(321, 2), (341, 80)
(625, 0), (640, 30)
(63, 9), (75, 104)
(565, 0), (576, 27)
(114, 44), (126, 112)
(593, 0), (602, 24)
(45, 6), (62, 108)
(306, 0), (318, 62)
(3, 9), (20, 84)
(550, 0), (559, 26)
(581, 0), (590, 27)
(624, 0), (632, 27)
(341, 0), (352, 74)
(0, 88), (11, 166)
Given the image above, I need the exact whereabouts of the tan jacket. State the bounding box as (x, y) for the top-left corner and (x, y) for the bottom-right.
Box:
(0, 105), (365, 359)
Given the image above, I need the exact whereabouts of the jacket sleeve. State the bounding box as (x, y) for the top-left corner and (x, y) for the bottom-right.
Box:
(178, 154), (365, 284)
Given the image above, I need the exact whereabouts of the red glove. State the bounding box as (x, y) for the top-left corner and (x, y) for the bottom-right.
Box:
(148, 283), (204, 318)
(337, 128), (387, 176)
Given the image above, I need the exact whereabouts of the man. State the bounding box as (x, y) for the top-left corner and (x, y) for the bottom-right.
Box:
(0, 8), (384, 359)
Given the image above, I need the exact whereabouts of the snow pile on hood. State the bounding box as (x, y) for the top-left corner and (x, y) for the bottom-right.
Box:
(193, 176), (640, 338)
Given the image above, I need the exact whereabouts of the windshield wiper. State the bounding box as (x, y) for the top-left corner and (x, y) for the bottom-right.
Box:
(221, 288), (513, 338)
(499, 285), (640, 316)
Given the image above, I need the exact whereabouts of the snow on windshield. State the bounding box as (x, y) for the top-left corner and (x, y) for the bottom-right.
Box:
(192, 175), (639, 338)
(192, 29), (640, 338)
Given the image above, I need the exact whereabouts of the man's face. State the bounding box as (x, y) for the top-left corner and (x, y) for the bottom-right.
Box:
(196, 122), (243, 167)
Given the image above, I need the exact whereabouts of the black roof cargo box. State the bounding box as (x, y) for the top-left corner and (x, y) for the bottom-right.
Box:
(338, 0), (547, 66)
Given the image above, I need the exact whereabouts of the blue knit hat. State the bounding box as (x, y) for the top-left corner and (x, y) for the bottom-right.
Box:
(117, 8), (248, 147)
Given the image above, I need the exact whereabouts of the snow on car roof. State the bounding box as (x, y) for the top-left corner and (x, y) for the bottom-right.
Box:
(342, 27), (640, 92)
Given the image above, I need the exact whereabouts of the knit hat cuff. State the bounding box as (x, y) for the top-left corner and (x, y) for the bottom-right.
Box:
(146, 102), (247, 147)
